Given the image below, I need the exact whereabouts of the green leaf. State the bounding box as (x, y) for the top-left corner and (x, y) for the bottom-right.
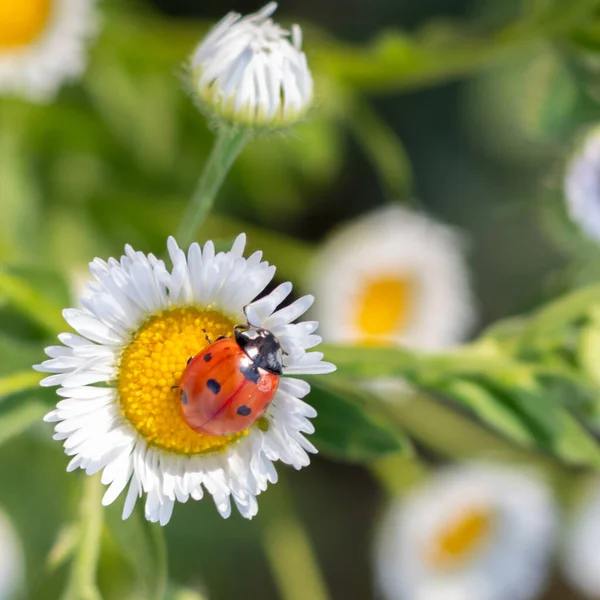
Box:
(315, 0), (599, 92)
(0, 269), (65, 336)
(0, 400), (46, 447)
(0, 335), (49, 375)
(306, 378), (411, 463)
(105, 504), (167, 600)
(0, 371), (42, 404)
(579, 322), (600, 386)
(438, 377), (538, 447)
(437, 374), (600, 467)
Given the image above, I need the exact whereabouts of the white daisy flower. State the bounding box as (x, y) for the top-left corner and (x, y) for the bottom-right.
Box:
(375, 464), (557, 600)
(0, 508), (24, 600)
(564, 127), (600, 242)
(190, 2), (313, 128)
(36, 235), (335, 526)
(311, 205), (475, 350)
(562, 481), (600, 598)
(0, 0), (98, 102)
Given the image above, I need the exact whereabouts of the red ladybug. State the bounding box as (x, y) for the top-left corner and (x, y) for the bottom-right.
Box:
(178, 325), (283, 436)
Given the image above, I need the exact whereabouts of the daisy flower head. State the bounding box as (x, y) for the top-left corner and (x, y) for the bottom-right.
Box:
(564, 126), (600, 242)
(311, 205), (475, 350)
(0, 0), (99, 102)
(36, 235), (335, 526)
(562, 481), (600, 597)
(189, 2), (313, 129)
(0, 508), (24, 600)
(375, 464), (557, 600)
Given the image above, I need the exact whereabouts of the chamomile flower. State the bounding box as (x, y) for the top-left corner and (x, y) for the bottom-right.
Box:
(190, 2), (313, 128)
(0, 509), (24, 600)
(311, 206), (475, 350)
(564, 127), (600, 242)
(36, 235), (334, 525)
(0, 0), (98, 102)
(375, 464), (557, 600)
(562, 481), (600, 598)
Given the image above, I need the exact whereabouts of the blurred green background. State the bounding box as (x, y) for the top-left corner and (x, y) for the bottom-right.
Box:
(3, 0), (600, 598)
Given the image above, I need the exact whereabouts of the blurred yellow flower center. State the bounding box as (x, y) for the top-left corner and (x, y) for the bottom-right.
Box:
(0, 0), (53, 49)
(355, 276), (413, 341)
(118, 307), (248, 455)
(427, 506), (494, 569)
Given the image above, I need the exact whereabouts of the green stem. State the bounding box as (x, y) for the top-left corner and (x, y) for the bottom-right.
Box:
(261, 475), (332, 600)
(62, 475), (104, 600)
(148, 518), (168, 600)
(177, 126), (250, 246)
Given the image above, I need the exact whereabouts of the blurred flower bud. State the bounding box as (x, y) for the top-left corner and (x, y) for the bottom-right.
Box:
(564, 127), (600, 242)
(189, 3), (313, 129)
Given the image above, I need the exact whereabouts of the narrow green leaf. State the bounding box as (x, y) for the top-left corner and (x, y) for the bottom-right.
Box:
(0, 269), (65, 335)
(317, 0), (599, 92)
(105, 504), (167, 600)
(0, 371), (43, 405)
(306, 378), (411, 462)
(438, 378), (538, 446)
(579, 323), (600, 386)
(0, 400), (46, 447)
(437, 375), (600, 468)
(0, 335), (47, 376)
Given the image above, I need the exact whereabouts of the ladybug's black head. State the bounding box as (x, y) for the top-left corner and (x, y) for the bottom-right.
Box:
(234, 326), (283, 375)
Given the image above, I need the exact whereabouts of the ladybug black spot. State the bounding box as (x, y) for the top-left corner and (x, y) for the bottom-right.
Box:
(204, 353), (212, 362)
(206, 379), (221, 394)
(237, 405), (252, 416)
(180, 391), (188, 405)
(240, 362), (260, 384)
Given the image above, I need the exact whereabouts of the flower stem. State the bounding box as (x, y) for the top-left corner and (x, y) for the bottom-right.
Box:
(177, 126), (250, 247)
(62, 474), (104, 600)
(261, 474), (332, 600)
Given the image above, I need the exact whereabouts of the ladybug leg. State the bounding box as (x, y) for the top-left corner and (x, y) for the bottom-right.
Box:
(171, 385), (179, 390)
(201, 329), (213, 344)
(187, 356), (193, 365)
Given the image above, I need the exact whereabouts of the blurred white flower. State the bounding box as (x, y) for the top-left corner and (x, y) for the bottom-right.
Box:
(190, 2), (313, 128)
(564, 127), (600, 242)
(375, 464), (557, 600)
(562, 481), (600, 598)
(36, 235), (334, 526)
(0, 509), (24, 600)
(0, 0), (99, 102)
(311, 205), (475, 350)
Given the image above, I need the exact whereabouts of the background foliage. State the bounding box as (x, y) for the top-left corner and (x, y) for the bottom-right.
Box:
(4, 0), (600, 598)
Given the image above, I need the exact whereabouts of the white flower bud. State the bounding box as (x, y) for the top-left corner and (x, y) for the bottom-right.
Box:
(190, 3), (313, 128)
(564, 127), (600, 242)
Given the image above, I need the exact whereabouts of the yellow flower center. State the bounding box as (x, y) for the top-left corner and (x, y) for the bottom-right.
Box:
(354, 276), (413, 342)
(0, 0), (53, 49)
(118, 307), (248, 455)
(427, 506), (495, 569)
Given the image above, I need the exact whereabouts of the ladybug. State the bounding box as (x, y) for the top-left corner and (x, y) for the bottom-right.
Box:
(178, 324), (283, 436)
